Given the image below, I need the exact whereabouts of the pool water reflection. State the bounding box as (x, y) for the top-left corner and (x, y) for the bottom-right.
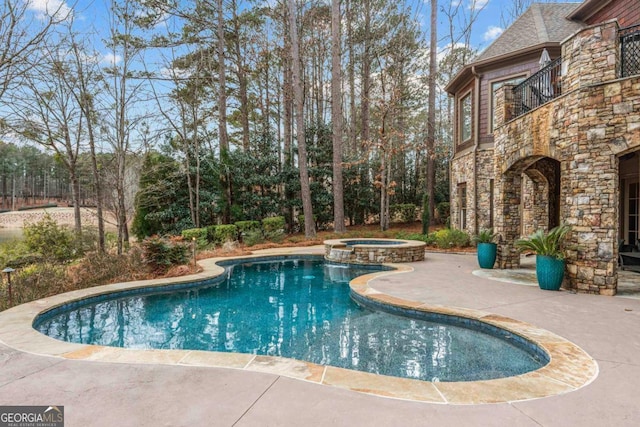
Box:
(35, 259), (545, 382)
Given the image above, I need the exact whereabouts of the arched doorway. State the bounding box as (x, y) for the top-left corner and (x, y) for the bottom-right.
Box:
(495, 156), (561, 269)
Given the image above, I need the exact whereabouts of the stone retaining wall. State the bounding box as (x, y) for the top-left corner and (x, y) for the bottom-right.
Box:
(0, 208), (99, 229)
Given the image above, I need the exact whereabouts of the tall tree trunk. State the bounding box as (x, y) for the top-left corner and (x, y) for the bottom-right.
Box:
(346, 0), (357, 155)
(282, 3), (294, 232)
(426, 0), (437, 226)
(70, 168), (82, 235)
(217, 0), (231, 223)
(331, 0), (345, 233)
(362, 0), (371, 145)
(288, 0), (316, 238)
(232, 0), (250, 151)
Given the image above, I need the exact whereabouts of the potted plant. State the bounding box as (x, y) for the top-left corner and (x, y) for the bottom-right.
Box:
(473, 229), (497, 269)
(515, 224), (572, 291)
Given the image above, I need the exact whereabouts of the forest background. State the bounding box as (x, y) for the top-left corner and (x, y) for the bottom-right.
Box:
(0, 0), (561, 253)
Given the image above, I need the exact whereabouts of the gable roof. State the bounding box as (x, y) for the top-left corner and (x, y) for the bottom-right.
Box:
(476, 3), (585, 62)
(446, 2), (585, 94)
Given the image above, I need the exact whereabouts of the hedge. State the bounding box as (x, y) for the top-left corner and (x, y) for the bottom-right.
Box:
(181, 228), (208, 248)
(212, 224), (238, 244)
(234, 220), (261, 234)
(262, 216), (285, 233)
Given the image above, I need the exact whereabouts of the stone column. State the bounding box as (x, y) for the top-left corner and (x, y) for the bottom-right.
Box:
(562, 21), (620, 93)
(562, 138), (618, 295)
(494, 169), (522, 269)
(492, 84), (522, 269)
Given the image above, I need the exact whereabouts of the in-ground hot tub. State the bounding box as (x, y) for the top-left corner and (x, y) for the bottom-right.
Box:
(324, 238), (426, 264)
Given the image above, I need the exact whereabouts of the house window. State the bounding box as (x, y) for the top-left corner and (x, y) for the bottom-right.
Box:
(491, 76), (525, 132)
(460, 93), (472, 143)
(458, 183), (467, 230)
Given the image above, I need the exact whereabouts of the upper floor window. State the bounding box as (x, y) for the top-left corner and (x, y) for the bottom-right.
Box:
(491, 76), (526, 132)
(460, 93), (472, 143)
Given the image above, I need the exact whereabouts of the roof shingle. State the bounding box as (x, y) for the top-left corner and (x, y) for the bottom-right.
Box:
(475, 3), (585, 62)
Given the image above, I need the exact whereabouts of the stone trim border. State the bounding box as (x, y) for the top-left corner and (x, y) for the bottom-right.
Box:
(0, 252), (597, 404)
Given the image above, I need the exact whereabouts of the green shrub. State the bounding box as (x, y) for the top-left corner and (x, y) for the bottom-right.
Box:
(205, 225), (218, 242)
(181, 228), (208, 248)
(23, 214), (77, 262)
(262, 216), (285, 233)
(0, 263), (67, 311)
(243, 229), (265, 246)
(436, 202), (450, 220)
(394, 232), (430, 243)
(433, 228), (470, 249)
(264, 229), (285, 243)
(390, 203), (417, 223)
(141, 237), (189, 273)
(0, 239), (32, 269)
(213, 224), (238, 244)
(235, 221), (261, 235)
(67, 249), (146, 289)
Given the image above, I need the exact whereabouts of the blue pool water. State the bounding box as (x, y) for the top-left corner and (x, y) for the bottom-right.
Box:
(34, 258), (546, 382)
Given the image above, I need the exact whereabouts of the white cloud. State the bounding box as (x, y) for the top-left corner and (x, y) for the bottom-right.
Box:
(102, 53), (122, 66)
(483, 25), (504, 42)
(26, 0), (73, 21)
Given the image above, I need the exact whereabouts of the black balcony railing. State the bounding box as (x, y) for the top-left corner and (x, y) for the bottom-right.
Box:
(620, 24), (640, 78)
(512, 57), (562, 118)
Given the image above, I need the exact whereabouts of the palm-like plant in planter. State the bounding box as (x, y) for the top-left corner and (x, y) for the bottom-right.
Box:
(473, 229), (497, 269)
(515, 224), (572, 290)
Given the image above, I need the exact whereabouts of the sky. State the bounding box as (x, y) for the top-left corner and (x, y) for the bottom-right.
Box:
(434, 0), (581, 54)
(24, 0), (584, 63)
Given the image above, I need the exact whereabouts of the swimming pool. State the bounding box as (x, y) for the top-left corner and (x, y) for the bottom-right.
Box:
(34, 258), (546, 382)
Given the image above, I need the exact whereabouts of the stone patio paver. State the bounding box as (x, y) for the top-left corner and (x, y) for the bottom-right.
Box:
(0, 249), (638, 426)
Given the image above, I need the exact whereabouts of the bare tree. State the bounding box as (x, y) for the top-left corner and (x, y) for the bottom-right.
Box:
(6, 38), (85, 234)
(0, 1), (68, 102)
(67, 30), (107, 252)
(500, 0), (556, 28)
(288, 0), (315, 238)
(149, 46), (213, 229)
(103, 0), (149, 253)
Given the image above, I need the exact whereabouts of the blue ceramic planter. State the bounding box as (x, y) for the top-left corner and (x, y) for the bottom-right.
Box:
(535, 255), (565, 291)
(477, 243), (497, 269)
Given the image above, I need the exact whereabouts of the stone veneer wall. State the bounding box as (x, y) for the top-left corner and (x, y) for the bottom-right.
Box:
(493, 20), (640, 294)
(475, 149), (495, 232)
(450, 151), (475, 233)
(324, 240), (426, 264)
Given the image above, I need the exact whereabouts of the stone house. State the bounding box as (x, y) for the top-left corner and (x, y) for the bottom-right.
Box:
(445, 0), (640, 295)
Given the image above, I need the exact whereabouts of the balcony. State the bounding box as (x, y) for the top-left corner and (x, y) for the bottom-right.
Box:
(620, 24), (640, 78)
(512, 57), (562, 118)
